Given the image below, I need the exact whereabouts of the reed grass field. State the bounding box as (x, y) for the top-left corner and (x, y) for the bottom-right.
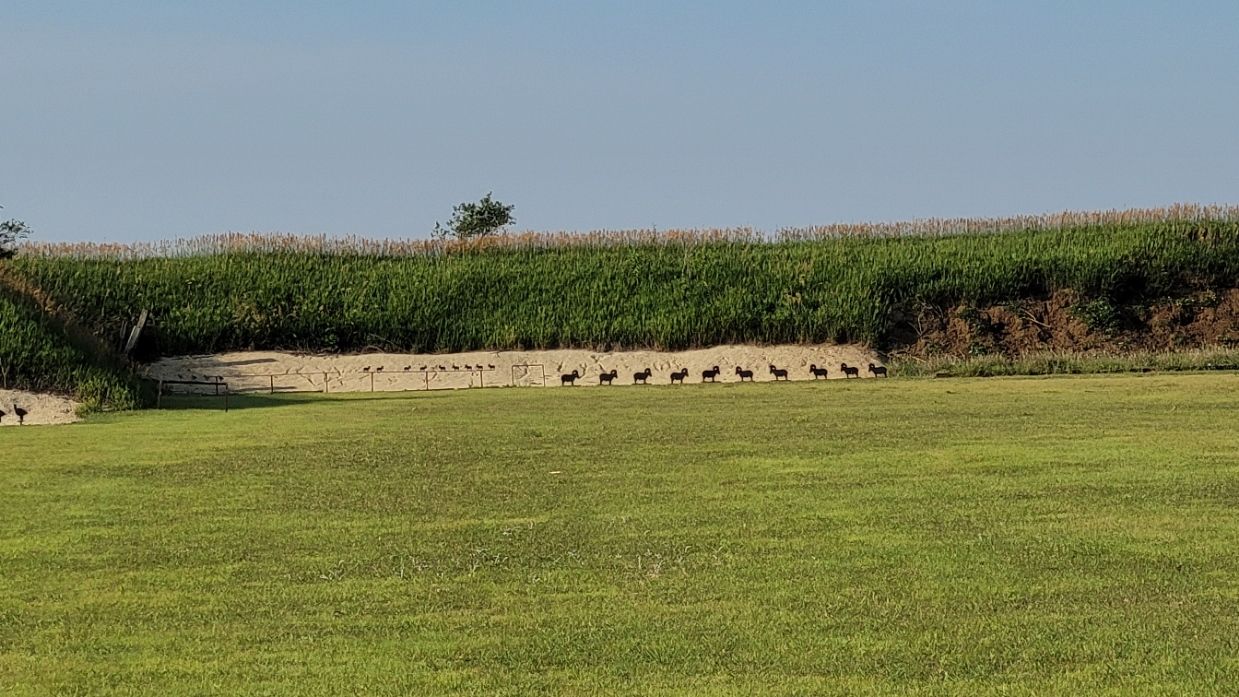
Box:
(2, 373), (1238, 695)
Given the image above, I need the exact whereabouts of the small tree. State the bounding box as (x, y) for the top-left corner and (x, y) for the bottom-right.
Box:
(0, 208), (32, 259)
(433, 193), (515, 240)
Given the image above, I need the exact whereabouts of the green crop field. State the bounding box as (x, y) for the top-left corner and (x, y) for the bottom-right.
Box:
(13, 215), (1239, 358)
(3, 374), (1238, 695)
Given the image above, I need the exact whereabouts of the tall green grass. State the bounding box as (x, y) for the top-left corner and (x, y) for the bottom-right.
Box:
(11, 219), (1239, 356)
(893, 346), (1239, 378)
(0, 286), (144, 409)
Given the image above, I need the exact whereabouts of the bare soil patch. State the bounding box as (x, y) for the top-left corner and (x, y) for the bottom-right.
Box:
(0, 389), (80, 426)
(146, 344), (884, 394)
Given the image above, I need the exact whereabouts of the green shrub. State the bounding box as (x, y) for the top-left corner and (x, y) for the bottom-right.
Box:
(1072, 298), (1123, 334)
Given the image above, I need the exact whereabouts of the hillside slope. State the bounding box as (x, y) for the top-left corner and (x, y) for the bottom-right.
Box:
(0, 268), (144, 409)
(11, 219), (1239, 359)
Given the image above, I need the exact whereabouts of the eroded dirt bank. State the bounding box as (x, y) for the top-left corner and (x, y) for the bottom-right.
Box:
(893, 289), (1239, 358)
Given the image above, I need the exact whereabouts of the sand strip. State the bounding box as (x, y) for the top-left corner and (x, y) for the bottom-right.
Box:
(146, 344), (884, 394)
(0, 389), (81, 426)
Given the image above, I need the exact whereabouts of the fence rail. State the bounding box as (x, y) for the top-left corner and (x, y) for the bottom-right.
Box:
(148, 367), (503, 397)
(151, 379), (231, 410)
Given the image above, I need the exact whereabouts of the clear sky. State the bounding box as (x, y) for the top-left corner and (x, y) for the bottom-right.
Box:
(4, 1), (1238, 242)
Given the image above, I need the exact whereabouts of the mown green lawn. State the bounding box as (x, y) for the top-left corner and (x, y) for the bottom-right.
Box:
(2, 374), (1238, 695)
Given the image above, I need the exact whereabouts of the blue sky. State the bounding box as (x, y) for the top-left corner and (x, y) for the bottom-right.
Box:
(3, 1), (1237, 242)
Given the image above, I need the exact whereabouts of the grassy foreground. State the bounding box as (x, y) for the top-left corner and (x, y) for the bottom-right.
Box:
(2, 375), (1238, 695)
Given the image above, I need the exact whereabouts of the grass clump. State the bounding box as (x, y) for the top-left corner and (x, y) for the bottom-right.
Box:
(1071, 297), (1124, 334)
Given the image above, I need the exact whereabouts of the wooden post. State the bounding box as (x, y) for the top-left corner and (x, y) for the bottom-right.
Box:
(123, 309), (149, 355)
(270, 375), (275, 394)
(323, 372), (328, 393)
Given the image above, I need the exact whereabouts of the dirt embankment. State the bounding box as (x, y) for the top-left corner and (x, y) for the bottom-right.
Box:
(0, 390), (80, 426)
(146, 344), (884, 394)
(895, 288), (1239, 358)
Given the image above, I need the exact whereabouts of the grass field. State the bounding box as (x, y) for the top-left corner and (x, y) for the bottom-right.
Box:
(3, 374), (1238, 695)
